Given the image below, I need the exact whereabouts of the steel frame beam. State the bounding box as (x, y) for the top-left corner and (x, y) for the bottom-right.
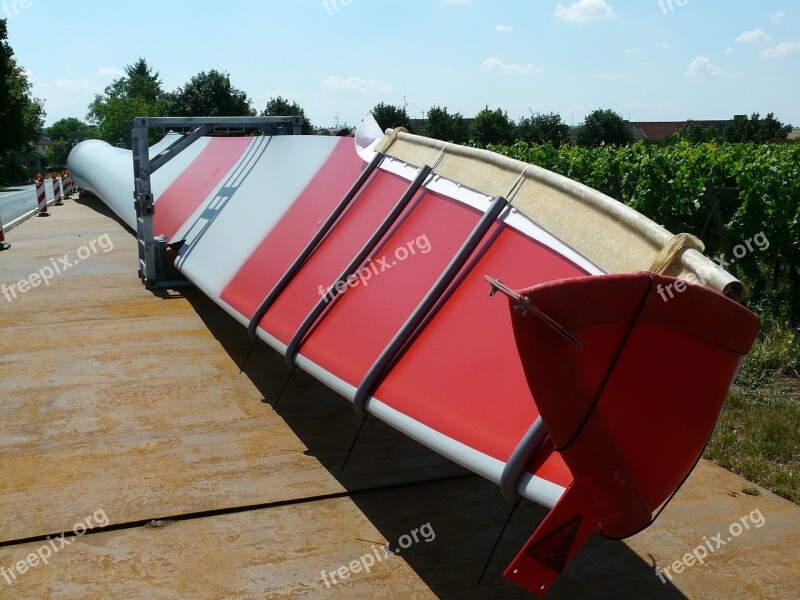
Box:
(131, 115), (304, 290)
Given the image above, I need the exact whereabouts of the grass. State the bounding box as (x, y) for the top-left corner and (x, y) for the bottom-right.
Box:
(705, 324), (800, 505)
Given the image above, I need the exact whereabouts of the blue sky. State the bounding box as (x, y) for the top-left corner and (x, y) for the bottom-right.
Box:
(4, 0), (799, 128)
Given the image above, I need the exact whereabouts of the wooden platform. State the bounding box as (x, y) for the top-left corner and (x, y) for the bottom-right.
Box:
(1, 195), (798, 599)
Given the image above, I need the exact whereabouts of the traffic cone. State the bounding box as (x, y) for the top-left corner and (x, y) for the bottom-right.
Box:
(36, 174), (50, 217)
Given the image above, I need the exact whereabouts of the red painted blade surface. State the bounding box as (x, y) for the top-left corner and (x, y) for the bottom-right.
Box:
(502, 272), (759, 595)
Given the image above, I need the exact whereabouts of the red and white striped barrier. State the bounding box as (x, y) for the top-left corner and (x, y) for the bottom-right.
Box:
(0, 210), (10, 251)
(36, 175), (50, 217)
(62, 171), (72, 198)
(53, 173), (64, 206)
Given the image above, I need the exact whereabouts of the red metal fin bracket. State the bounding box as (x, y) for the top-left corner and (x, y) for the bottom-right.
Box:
(504, 483), (597, 596)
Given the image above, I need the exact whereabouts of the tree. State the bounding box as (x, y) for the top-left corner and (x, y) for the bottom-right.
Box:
(165, 70), (254, 117)
(87, 58), (165, 145)
(0, 19), (46, 165)
(422, 106), (468, 144)
(517, 112), (570, 147)
(724, 113), (787, 143)
(678, 120), (718, 143)
(261, 96), (313, 135)
(576, 109), (633, 148)
(371, 102), (413, 133)
(44, 118), (95, 167)
(110, 58), (163, 104)
(469, 106), (516, 146)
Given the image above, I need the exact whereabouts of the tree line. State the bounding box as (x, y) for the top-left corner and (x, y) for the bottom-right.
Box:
(1, 43), (794, 176)
(371, 103), (791, 148)
(0, 19), (45, 182)
(68, 54), (794, 164)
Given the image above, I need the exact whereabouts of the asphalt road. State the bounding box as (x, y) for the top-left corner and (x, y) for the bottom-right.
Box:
(0, 180), (54, 227)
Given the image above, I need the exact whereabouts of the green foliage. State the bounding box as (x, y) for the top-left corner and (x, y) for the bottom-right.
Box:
(45, 117), (95, 168)
(0, 163), (27, 185)
(679, 120), (719, 143)
(422, 106), (468, 144)
(0, 19), (46, 163)
(737, 325), (799, 388)
(576, 109), (633, 148)
(469, 106), (516, 146)
(517, 113), (570, 147)
(121, 58), (163, 104)
(371, 103), (413, 133)
(724, 113), (787, 143)
(165, 70), (254, 118)
(261, 96), (313, 135)
(87, 58), (165, 145)
(486, 140), (800, 325)
(706, 379), (800, 504)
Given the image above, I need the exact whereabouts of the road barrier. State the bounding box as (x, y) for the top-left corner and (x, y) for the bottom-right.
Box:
(36, 174), (50, 217)
(53, 173), (63, 206)
(0, 210), (10, 251)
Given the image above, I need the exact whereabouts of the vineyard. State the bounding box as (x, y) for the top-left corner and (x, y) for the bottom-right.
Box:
(485, 140), (800, 327)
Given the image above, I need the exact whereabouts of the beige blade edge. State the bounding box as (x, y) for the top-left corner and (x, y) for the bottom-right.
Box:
(379, 128), (744, 301)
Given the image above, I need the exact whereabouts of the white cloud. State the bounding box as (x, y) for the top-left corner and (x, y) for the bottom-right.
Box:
(554, 0), (615, 23)
(22, 68), (39, 85)
(735, 29), (770, 43)
(725, 47), (735, 55)
(770, 11), (786, 23)
(596, 72), (630, 80)
(52, 79), (104, 94)
(624, 48), (640, 54)
(98, 67), (124, 78)
(759, 41), (800, 59)
(686, 57), (724, 78)
(494, 25), (513, 32)
(482, 57), (542, 74)
(322, 76), (393, 95)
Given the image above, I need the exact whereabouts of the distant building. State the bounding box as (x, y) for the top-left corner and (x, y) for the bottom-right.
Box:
(36, 136), (53, 155)
(410, 118), (426, 132)
(789, 128), (800, 141)
(409, 117), (476, 134)
(15, 151), (44, 180)
(12, 136), (51, 180)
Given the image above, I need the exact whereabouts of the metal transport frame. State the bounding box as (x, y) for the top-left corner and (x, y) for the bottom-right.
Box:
(131, 116), (304, 289)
